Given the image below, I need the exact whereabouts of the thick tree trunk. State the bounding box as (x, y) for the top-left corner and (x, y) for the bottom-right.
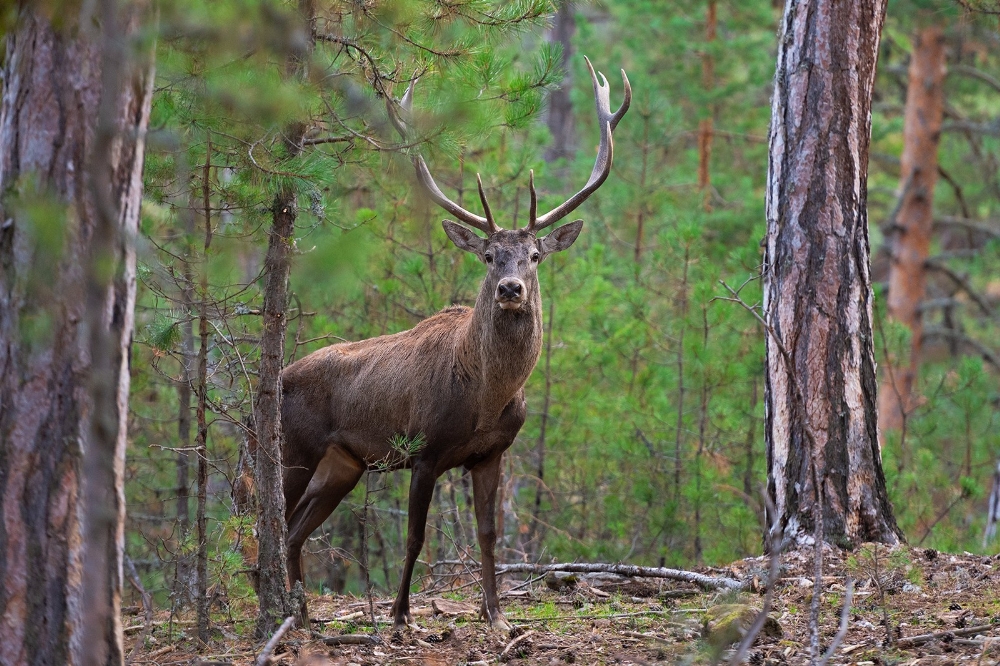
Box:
(254, 190), (296, 637)
(878, 26), (946, 433)
(763, 0), (902, 547)
(544, 1), (576, 163)
(0, 4), (152, 664)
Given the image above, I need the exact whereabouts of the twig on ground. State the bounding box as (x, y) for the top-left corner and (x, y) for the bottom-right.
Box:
(319, 634), (382, 646)
(622, 630), (672, 644)
(496, 562), (744, 590)
(896, 623), (999, 648)
(255, 616), (295, 666)
(500, 630), (537, 662)
(512, 609), (704, 623)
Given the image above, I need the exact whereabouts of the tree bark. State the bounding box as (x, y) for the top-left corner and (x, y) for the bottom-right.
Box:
(878, 26), (946, 433)
(697, 0), (717, 212)
(0, 3), (153, 664)
(195, 143), (213, 645)
(763, 0), (902, 547)
(254, 190), (296, 638)
(544, 0), (576, 164)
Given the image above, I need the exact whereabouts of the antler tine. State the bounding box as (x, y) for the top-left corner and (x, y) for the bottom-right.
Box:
(528, 170), (537, 227)
(391, 78), (497, 235)
(387, 78), (416, 140)
(476, 174), (499, 233)
(530, 56), (631, 233)
(413, 156), (494, 234)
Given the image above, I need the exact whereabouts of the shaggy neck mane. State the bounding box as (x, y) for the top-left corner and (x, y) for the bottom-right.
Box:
(457, 276), (544, 414)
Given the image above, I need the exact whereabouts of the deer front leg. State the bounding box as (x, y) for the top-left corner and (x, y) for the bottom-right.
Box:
(391, 464), (437, 629)
(471, 454), (511, 632)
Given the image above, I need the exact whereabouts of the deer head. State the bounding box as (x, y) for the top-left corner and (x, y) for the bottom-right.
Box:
(390, 57), (631, 313)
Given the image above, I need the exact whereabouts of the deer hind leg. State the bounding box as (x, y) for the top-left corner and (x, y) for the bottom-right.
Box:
(391, 463), (438, 628)
(471, 454), (511, 631)
(282, 463), (314, 524)
(286, 446), (365, 588)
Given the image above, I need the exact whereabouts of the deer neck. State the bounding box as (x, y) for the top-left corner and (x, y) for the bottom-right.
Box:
(459, 279), (543, 428)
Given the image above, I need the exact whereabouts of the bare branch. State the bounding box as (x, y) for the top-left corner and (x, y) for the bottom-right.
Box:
(949, 65), (1000, 95)
(933, 215), (1000, 240)
(256, 616), (296, 666)
(923, 327), (1000, 371)
(924, 258), (994, 318)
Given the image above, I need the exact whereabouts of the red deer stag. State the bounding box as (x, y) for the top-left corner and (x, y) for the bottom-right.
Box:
(276, 57), (629, 630)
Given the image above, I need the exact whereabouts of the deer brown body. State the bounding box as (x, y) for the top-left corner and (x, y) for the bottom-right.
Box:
(272, 57), (630, 630)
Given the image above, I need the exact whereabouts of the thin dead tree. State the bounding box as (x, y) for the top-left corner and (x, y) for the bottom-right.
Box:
(253, 1), (314, 637)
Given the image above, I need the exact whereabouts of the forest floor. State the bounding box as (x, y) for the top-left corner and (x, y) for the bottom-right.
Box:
(125, 545), (1000, 666)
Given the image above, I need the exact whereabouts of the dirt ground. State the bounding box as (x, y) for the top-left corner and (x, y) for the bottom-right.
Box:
(125, 545), (1000, 665)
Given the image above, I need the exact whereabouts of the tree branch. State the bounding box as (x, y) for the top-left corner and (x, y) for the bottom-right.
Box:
(496, 562), (744, 590)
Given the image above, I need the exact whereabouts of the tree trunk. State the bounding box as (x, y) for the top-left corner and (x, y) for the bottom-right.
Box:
(195, 144), (213, 645)
(763, 0), (902, 547)
(878, 26), (946, 433)
(254, 190), (296, 637)
(0, 3), (153, 664)
(544, 0), (576, 164)
(697, 0), (717, 212)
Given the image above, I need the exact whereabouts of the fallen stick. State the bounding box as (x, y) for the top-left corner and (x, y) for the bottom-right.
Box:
(256, 616), (296, 666)
(512, 609), (704, 623)
(496, 562), (744, 591)
(896, 623), (998, 648)
(319, 634), (381, 646)
(500, 630), (536, 662)
(622, 630), (672, 644)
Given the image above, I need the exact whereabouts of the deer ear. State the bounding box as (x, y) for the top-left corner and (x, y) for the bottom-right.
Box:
(442, 220), (486, 256)
(538, 220), (583, 260)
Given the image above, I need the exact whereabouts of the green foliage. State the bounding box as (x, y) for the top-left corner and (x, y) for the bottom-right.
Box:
(122, 0), (1000, 610)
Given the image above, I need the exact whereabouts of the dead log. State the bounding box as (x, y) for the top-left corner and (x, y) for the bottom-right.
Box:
(496, 562), (744, 591)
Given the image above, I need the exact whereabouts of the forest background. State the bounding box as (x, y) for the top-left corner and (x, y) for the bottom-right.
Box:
(119, 0), (1000, 616)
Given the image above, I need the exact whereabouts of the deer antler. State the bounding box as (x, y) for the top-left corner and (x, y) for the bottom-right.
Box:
(528, 56), (631, 233)
(390, 79), (498, 235)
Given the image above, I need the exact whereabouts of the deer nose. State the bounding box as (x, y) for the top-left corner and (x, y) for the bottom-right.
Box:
(496, 278), (524, 302)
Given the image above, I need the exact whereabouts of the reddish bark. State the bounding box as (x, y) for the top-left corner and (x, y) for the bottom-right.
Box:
(879, 26), (947, 432)
(697, 1), (717, 207)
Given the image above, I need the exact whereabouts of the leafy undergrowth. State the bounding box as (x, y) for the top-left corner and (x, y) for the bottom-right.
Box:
(126, 546), (1000, 665)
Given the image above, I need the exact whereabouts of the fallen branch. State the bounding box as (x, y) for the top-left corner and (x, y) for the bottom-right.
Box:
(256, 616), (295, 666)
(319, 634), (381, 646)
(496, 562), (744, 591)
(896, 623), (998, 648)
(500, 630), (536, 662)
(512, 609), (704, 623)
(622, 630), (672, 644)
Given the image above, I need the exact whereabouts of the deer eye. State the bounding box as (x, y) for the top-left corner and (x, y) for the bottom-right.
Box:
(530, 251), (540, 262)
(484, 252), (494, 263)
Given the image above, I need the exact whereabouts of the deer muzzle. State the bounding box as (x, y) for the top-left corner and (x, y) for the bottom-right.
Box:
(495, 278), (526, 310)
